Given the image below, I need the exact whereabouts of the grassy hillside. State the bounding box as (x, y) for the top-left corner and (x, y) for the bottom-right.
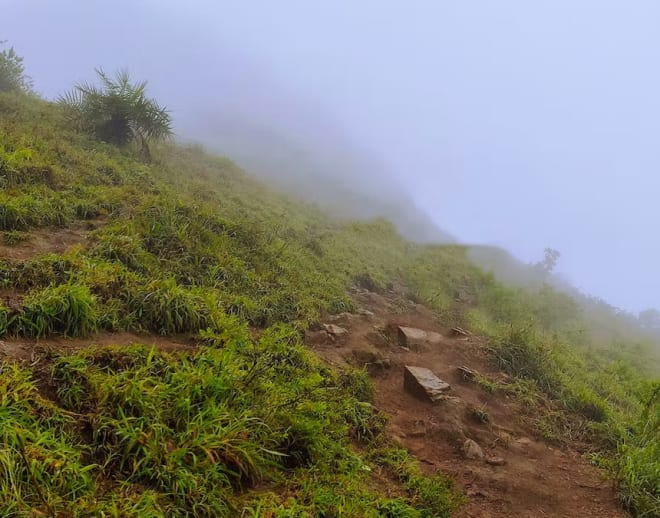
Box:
(0, 90), (658, 516)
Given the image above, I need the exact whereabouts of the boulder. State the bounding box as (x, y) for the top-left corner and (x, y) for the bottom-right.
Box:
(397, 326), (443, 351)
(462, 438), (484, 460)
(403, 365), (451, 402)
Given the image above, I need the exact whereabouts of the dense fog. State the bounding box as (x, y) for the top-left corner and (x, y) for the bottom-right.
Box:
(6, 0), (660, 314)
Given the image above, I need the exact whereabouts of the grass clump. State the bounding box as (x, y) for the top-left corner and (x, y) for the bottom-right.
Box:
(14, 283), (97, 337)
(0, 332), (463, 517)
(0, 304), (8, 336)
(614, 386), (660, 516)
(127, 278), (210, 334)
(2, 229), (28, 244)
(0, 363), (96, 515)
(370, 447), (464, 517)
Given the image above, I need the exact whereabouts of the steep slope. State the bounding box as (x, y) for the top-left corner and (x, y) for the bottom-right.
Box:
(0, 91), (657, 516)
(311, 287), (627, 518)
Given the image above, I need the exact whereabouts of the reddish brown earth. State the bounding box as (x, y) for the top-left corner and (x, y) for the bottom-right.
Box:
(309, 288), (628, 518)
(0, 270), (629, 516)
(0, 222), (99, 261)
(0, 224), (74, 307)
(0, 332), (195, 362)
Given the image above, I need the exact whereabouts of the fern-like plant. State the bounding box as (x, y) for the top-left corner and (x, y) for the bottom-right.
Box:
(58, 69), (172, 156)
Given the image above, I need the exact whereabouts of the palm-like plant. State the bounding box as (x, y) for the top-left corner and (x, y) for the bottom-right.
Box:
(59, 69), (172, 156)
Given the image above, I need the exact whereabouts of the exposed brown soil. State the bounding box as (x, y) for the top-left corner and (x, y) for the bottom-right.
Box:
(309, 287), (628, 518)
(0, 279), (630, 516)
(0, 287), (24, 310)
(0, 332), (195, 362)
(0, 222), (100, 261)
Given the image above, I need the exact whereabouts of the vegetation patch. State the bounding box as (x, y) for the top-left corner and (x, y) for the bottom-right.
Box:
(14, 283), (97, 338)
(0, 56), (657, 515)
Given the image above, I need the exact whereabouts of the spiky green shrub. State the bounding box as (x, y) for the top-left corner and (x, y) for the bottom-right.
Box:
(14, 284), (97, 337)
(58, 69), (171, 154)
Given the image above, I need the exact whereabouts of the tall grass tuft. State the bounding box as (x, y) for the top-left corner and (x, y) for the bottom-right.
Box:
(15, 283), (97, 337)
(128, 278), (209, 334)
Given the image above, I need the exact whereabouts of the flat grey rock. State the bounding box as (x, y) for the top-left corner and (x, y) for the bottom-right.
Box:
(404, 365), (451, 402)
(397, 326), (443, 351)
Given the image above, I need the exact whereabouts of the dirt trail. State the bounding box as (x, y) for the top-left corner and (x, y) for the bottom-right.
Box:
(0, 223), (99, 261)
(309, 288), (628, 518)
(0, 332), (195, 362)
(0, 279), (629, 517)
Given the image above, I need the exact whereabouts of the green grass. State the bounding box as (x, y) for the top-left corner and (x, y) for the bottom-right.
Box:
(0, 335), (460, 516)
(2, 229), (28, 244)
(10, 283), (98, 338)
(0, 88), (657, 516)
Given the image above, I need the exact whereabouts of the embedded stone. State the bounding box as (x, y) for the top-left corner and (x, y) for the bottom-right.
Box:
(327, 313), (356, 325)
(462, 438), (484, 460)
(450, 326), (470, 337)
(457, 365), (476, 381)
(403, 365), (451, 402)
(322, 324), (348, 336)
(397, 326), (443, 351)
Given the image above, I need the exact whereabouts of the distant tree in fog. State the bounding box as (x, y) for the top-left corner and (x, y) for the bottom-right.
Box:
(531, 247), (561, 280)
(0, 42), (32, 93)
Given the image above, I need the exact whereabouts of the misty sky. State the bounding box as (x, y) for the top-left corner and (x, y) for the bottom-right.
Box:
(5, 1), (660, 312)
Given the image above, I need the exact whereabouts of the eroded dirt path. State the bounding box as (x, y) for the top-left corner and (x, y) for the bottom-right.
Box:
(0, 332), (195, 362)
(0, 222), (100, 261)
(309, 288), (628, 518)
(0, 277), (629, 517)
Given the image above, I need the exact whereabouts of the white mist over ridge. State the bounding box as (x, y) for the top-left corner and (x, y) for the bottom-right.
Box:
(6, 0), (660, 313)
